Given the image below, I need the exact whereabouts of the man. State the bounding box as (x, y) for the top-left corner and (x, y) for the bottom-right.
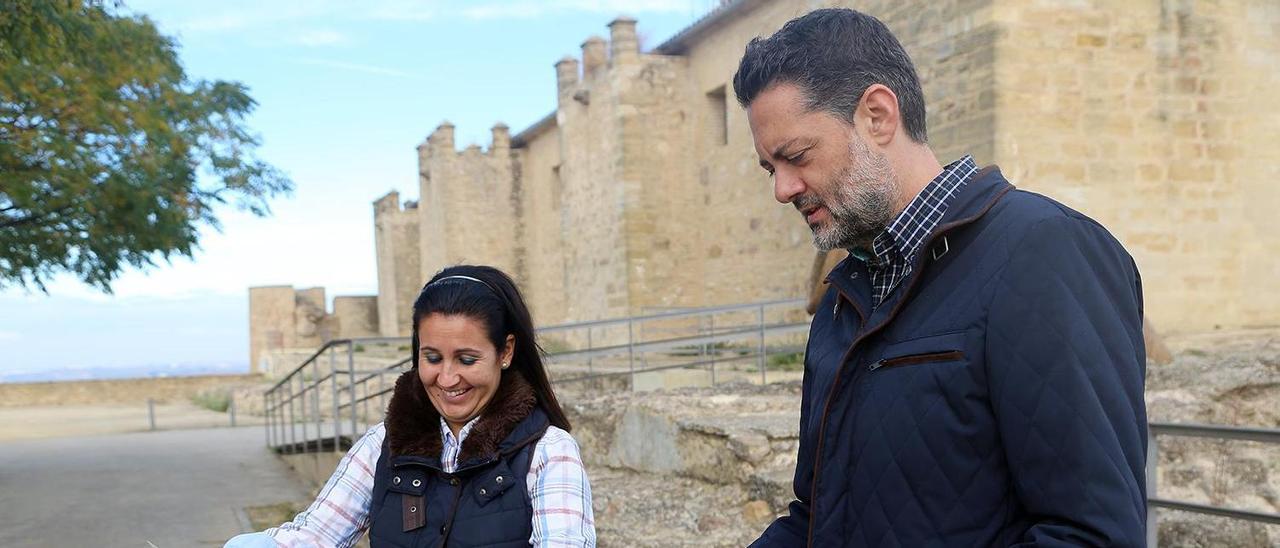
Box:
(734, 9), (1147, 547)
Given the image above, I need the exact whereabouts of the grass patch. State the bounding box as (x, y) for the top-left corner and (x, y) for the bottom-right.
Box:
(767, 351), (804, 372)
(540, 336), (573, 354)
(244, 501), (306, 530)
(354, 344), (365, 353)
(192, 390), (231, 413)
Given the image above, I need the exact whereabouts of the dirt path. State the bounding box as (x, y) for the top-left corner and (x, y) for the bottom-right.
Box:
(0, 403), (264, 442)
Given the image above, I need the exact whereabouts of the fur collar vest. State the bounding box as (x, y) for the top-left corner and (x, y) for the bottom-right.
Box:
(384, 368), (540, 467)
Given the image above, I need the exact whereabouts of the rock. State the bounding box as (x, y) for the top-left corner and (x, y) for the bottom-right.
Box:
(742, 499), (774, 525)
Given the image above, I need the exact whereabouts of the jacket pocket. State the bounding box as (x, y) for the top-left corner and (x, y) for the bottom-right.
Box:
(870, 331), (967, 372)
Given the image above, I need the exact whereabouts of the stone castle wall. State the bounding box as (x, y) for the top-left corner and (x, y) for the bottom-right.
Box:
(417, 123), (520, 283)
(247, 286), (384, 374)
(331, 296), (379, 339)
(373, 192), (421, 337)
(513, 120), (568, 325)
(376, 0), (1278, 334)
(992, 0), (1280, 331)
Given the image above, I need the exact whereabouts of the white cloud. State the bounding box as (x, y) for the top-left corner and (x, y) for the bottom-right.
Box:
(132, 0), (703, 36)
(295, 57), (420, 79)
(461, 0), (689, 20)
(0, 330), (20, 342)
(294, 29), (351, 47)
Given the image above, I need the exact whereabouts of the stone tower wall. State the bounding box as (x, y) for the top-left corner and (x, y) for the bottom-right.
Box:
(417, 123), (520, 283)
(332, 295), (380, 339)
(373, 191), (421, 337)
(514, 122), (569, 326)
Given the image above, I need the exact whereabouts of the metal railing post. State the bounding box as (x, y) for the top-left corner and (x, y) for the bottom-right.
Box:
(1147, 426), (1159, 548)
(709, 315), (717, 386)
(300, 369), (310, 451)
(147, 398), (156, 431)
(627, 319), (636, 392)
(312, 378), (322, 453)
(277, 387), (286, 451)
(287, 375), (297, 452)
(378, 370), (387, 417)
(758, 304), (767, 385)
(331, 345), (341, 452)
(264, 391), (272, 448)
(349, 341), (359, 440)
(229, 395), (237, 427)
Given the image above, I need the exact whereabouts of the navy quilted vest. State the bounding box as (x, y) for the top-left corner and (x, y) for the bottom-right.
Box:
(370, 370), (550, 547)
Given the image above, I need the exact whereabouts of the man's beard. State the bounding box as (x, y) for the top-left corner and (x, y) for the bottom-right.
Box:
(802, 137), (899, 252)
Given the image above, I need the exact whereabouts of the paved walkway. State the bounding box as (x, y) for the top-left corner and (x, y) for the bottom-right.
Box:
(0, 425), (310, 547)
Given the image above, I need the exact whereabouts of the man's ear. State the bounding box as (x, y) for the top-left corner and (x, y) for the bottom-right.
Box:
(856, 84), (901, 147)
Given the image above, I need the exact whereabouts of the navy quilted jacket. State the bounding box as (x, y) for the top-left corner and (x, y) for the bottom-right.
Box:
(753, 167), (1147, 547)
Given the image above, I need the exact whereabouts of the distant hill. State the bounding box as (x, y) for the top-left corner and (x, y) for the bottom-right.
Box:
(0, 362), (249, 384)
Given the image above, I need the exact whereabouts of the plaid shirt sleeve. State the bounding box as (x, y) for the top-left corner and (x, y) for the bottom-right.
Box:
(265, 423), (384, 548)
(529, 426), (596, 547)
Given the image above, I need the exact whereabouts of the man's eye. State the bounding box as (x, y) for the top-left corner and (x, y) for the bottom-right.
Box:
(787, 152), (806, 163)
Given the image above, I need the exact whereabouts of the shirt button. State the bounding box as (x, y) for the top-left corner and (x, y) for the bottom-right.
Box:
(479, 488), (487, 496)
(411, 479), (421, 487)
(495, 476), (504, 484)
(441, 524), (449, 534)
(409, 506), (417, 513)
(392, 476), (401, 485)
(449, 477), (459, 486)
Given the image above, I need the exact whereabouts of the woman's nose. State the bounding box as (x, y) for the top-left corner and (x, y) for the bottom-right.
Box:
(436, 361), (460, 386)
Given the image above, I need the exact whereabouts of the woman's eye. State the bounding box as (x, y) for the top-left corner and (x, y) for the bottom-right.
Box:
(423, 354), (442, 364)
(459, 356), (478, 366)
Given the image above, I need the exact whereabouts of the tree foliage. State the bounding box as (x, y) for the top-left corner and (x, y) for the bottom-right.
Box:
(0, 1), (292, 292)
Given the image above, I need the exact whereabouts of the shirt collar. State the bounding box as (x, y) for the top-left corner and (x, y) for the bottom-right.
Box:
(865, 155), (978, 265)
(440, 415), (482, 448)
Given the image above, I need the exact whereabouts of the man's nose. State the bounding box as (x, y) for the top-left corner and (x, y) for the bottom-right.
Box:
(773, 168), (805, 204)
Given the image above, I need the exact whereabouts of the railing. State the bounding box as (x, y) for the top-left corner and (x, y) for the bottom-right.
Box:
(1146, 422), (1280, 546)
(262, 299), (809, 454)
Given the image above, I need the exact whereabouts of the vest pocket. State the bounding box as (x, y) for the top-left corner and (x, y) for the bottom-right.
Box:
(473, 462), (516, 506)
(871, 350), (965, 371)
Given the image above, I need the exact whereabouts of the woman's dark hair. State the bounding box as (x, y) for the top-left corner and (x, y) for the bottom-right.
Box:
(732, 8), (928, 143)
(409, 264), (570, 432)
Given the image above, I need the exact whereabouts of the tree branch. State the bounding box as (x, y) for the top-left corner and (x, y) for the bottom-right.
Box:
(0, 205), (73, 229)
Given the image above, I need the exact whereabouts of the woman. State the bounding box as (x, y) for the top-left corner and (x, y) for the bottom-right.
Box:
(227, 265), (595, 547)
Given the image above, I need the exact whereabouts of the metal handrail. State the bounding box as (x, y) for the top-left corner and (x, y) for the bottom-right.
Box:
(263, 298), (810, 455)
(1146, 421), (1280, 545)
(538, 298), (804, 333)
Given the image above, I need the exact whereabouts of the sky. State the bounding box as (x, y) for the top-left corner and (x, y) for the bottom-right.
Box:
(0, 0), (728, 380)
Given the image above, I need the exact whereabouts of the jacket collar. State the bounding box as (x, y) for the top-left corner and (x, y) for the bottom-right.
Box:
(385, 368), (544, 469)
(825, 164), (1013, 303)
